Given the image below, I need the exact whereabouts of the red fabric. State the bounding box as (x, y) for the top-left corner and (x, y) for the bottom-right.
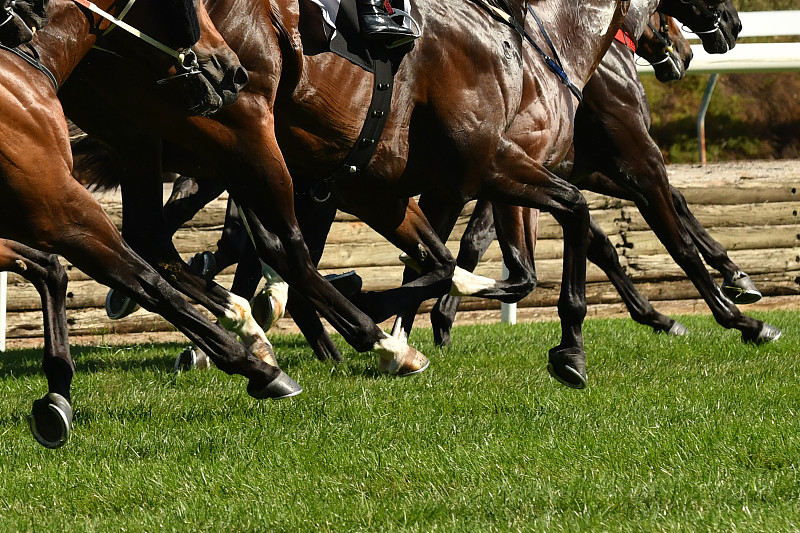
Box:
(614, 29), (636, 53)
(383, 0), (394, 15)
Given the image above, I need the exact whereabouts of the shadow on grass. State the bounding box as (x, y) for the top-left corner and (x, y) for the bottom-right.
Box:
(0, 343), (184, 379)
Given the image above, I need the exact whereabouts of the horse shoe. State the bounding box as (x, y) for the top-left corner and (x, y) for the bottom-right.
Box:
(29, 393), (73, 448)
(547, 347), (587, 389)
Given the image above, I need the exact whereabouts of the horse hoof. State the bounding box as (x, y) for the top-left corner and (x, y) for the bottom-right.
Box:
(174, 346), (212, 372)
(378, 345), (430, 376)
(105, 288), (139, 320)
(247, 370), (302, 399)
(666, 321), (689, 336)
(187, 250), (218, 281)
(325, 270), (363, 298)
(722, 271), (762, 304)
(251, 289), (285, 332)
(742, 323), (782, 345)
(29, 393), (73, 449)
(547, 347), (587, 389)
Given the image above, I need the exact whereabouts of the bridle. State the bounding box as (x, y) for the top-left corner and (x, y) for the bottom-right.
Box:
(641, 12), (679, 70)
(71, 0), (202, 83)
(0, 1), (17, 29)
(676, 0), (723, 38)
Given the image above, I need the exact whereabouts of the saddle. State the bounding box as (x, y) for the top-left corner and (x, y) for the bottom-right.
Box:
(299, 0), (419, 200)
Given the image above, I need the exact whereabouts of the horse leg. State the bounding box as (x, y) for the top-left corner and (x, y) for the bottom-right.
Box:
(236, 200), (428, 375)
(6, 175), (298, 399)
(481, 145), (590, 389)
(428, 199), (497, 346)
(670, 185), (761, 304)
(0, 240), (74, 447)
(584, 214), (687, 335)
(391, 192), (469, 343)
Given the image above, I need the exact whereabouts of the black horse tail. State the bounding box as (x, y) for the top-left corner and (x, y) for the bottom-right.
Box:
(69, 121), (124, 192)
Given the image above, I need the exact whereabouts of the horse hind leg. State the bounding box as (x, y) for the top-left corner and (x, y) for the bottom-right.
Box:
(585, 216), (688, 336)
(670, 186), (761, 304)
(0, 239), (74, 447)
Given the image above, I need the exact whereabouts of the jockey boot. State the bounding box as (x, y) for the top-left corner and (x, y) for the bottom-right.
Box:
(356, 0), (415, 44)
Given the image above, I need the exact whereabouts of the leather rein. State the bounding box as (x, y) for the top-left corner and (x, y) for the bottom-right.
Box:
(470, 0), (583, 103)
(0, 0), (202, 91)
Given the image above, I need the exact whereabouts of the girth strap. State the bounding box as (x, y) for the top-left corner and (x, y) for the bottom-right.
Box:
(0, 43), (58, 91)
(311, 56), (395, 202)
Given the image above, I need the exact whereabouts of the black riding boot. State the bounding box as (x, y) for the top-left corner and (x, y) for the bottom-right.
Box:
(356, 0), (415, 43)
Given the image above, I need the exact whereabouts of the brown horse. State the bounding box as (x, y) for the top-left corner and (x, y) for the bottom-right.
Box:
(0, 0), (303, 448)
(398, 0), (779, 350)
(0, 0), (49, 47)
(58, 0), (639, 386)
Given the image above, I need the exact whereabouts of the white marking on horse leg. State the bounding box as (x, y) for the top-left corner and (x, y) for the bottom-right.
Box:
(217, 291), (278, 366)
(373, 332), (428, 375)
(450, 266), (498, 296)
(391, 316), (408, 343)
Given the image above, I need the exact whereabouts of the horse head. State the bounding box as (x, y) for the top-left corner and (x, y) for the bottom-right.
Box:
(0, 0), (49, 47)
(658, 0), (740, 54)
(638, 13), (692, 81)
(90, 0), (247, 116)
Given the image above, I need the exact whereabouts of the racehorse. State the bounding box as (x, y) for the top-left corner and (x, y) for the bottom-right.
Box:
(394, 0), (779, 350)
(69, 0), (753, 390)
(0, 0), (304, 448)
(0, 0), (49, 47)
(128, 6), (697, 363)
(58, 0), (641, 385)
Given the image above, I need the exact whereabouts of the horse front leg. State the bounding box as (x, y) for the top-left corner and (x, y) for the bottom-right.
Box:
(483, 147), (589, 389)
(0, 240), (74, 447)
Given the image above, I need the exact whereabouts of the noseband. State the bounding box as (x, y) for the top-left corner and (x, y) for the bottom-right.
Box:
(72, 0), (202, 83)
(642, 12), (678, 69)
(0, 1), (16, 29)
(677, 0), (722, 37)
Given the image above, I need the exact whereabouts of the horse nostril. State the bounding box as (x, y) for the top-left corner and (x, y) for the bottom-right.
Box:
(233, 66), (249, 89)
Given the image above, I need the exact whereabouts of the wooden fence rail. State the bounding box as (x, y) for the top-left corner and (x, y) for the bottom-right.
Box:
(4, 160), (799, 347)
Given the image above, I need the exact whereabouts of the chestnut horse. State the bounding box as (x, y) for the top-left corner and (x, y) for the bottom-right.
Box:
(0, 0), (302, 448)
(59, 0), (641, 386)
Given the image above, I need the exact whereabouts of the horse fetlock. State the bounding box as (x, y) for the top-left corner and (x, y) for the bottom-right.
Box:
(247, 336), (278, 367)
(373, 334), (429, 376)
(450, 266), (498, 296)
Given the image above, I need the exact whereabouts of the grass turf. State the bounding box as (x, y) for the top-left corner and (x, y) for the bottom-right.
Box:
(0, 310), (798, 532)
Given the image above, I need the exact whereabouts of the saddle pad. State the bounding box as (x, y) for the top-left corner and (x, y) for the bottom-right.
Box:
(300, 0), (413, 72)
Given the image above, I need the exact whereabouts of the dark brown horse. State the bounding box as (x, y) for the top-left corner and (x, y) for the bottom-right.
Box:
(59, 0), (640, 387)
(0, 0), (302, 448)
(0, 0), (49, 47)
(396, 0), (779, 350)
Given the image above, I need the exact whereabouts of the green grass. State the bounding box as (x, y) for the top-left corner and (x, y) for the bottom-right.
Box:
(1, 310), (799, 531)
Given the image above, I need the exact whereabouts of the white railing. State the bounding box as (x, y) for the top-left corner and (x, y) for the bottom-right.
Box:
(637, 10), (800, 164)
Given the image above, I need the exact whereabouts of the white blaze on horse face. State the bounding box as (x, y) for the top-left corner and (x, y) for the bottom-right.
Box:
(579, 3), (618, 37)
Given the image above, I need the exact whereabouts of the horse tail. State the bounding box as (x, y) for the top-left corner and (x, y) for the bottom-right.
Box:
(69, 121), (123, 192)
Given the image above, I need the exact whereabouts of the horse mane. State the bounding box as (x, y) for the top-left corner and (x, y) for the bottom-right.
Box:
(483, 0), (527, 25)
(69, 121), (124, 191)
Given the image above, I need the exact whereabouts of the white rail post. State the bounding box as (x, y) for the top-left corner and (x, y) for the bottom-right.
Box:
(500, 261), (516, 325)
(0, 271), (7, 351)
